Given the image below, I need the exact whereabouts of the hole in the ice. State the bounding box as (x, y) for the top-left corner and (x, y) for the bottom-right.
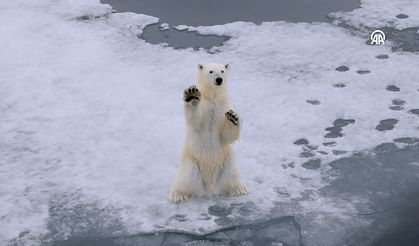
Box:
(389, 99), (405, 111)
(396, 14), (409, 19)
(408, 109), (419, 116)
(101, 0), (360, 49)
(325, 126), (342, 134)
(324, 119), (355, 138)
(375, 118), (398, 131)
(335, 65), (349, 72)
(300, 151), (315, 158)
(386, 85), (400, 92)
(302, 159), (321, 169)
(140, 23), (230, 51)
(356, 70), (370, 74)
(376, 54), (389, 59)
(293, 138), (309, 145)
(317, 150), (329, 155)
(333, 83), (346, 88)
(325, 126), (342, 132)
(306, 99), (320, 105)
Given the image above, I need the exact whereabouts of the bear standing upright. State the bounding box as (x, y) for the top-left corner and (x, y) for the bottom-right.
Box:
(169, 63), (248, 203)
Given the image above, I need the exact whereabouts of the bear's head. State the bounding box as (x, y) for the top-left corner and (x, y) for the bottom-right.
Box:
(197, 63), (229, 89)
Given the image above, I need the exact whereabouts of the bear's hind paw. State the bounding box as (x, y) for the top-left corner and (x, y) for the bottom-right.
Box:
(169, 191), (189, 203)
(225, 183), (248, 197)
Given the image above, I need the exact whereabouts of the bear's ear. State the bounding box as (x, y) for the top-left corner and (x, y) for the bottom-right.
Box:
(198, 64), (204, 70)
(224, 64), (229, 69)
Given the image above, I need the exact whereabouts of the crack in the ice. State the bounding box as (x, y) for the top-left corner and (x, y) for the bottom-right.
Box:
(52, 216), (304, 246)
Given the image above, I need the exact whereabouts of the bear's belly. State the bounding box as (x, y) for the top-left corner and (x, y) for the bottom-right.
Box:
(184, 100), (230, 164)
(187, 129), (223, 156)
(185, 121), (229, 165)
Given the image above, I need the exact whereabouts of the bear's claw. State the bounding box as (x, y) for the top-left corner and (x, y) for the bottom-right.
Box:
(225, 183), (248, 197)
(169, 191), (189, 203)
(226, 109), (240, 126)
(184, 85), (201, 103)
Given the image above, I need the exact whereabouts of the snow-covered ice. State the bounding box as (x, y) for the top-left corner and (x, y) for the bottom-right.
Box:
(174, 25), (189, 31)
(159, 22), (170, 31)
(1, 0), (419, 245)
(330, 0), (419, 30)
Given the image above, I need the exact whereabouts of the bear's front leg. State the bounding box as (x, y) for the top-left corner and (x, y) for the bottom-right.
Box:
(220, 109), (241, 144)
(183, 85), (201, 129)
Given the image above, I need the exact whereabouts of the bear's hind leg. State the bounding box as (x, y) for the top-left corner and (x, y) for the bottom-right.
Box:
(217, 155), (248, 197)
(169, 158), (205, 203)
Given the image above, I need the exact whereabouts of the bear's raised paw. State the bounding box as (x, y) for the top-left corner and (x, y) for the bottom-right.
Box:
(184, 85), (200, 104)
(226, 109), (240, 126)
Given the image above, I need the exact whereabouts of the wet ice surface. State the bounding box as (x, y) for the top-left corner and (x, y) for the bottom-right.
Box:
(139, 23), (229, 50)
(1, 0), (419, 245)
(38, 142), (419, 246)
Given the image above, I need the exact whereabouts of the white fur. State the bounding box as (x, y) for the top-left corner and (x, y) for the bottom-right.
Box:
(169, 63), (247, 203)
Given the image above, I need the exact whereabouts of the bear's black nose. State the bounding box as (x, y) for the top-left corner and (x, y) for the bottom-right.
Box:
(215, 78), (223, 85)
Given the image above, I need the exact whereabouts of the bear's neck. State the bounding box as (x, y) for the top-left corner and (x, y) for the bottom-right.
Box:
(197, 82), (229, 104)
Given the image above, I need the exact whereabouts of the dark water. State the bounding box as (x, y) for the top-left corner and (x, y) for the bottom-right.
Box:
(102, 0), (360, 49)
(103, 0), (360, 26)
(139, 23), (229, 50)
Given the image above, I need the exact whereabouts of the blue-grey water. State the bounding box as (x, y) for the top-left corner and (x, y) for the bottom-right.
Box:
(103, 0), (360, 25)
(102, 0), (360, 49)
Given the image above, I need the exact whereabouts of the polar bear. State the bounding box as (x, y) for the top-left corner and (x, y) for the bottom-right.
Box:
(169, 63), (248, 203)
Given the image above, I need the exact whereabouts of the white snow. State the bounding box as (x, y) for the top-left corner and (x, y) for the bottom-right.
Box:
(174, 25), (189, 31)
(1, 0), (419, 245)
(159, 22), (170, 31)
(330, 0), (419, 30)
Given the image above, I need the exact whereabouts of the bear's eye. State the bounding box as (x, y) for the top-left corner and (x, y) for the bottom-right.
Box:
(209, 70), (213, 74)
(221, 70), (224, 73)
